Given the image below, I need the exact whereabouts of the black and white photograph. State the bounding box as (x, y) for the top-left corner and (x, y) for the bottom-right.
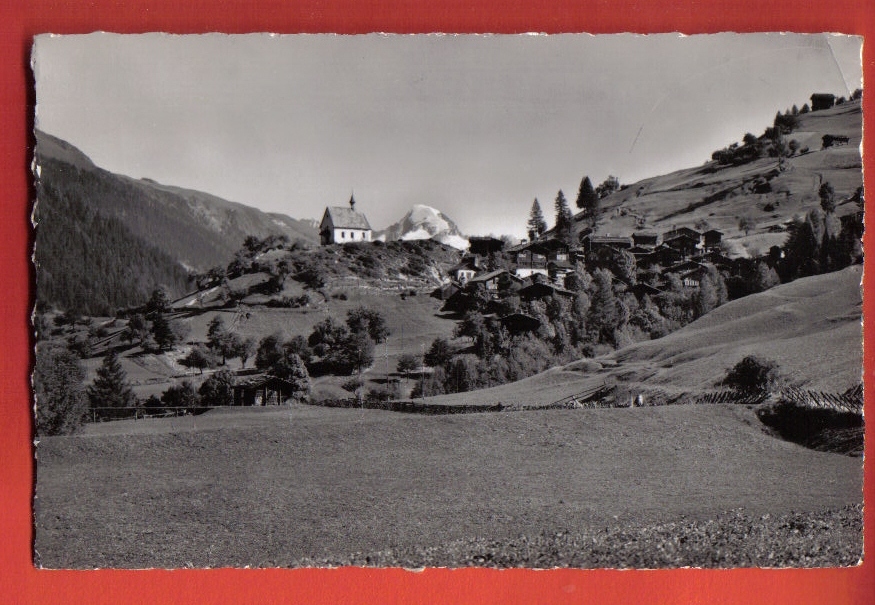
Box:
(31, 32), (864, 569)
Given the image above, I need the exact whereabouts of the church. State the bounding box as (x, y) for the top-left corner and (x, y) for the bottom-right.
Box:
(319, 195), (373, 245)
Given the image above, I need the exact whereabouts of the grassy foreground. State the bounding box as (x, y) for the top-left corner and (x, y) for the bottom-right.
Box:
(34, 404), (862, 568)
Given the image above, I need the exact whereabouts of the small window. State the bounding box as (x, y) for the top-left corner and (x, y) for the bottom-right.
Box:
(341, 231), (345, 239)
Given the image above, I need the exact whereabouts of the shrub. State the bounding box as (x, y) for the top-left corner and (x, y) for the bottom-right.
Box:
(721, 355), (781, 394)
(161, 380), (201, 413)
(198, 369), (236, 406)
(424, 337), (453, 368)
(396, 353), (421, 379)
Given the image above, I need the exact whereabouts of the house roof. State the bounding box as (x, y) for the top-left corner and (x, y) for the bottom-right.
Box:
(468, 269), (508, 283)
(323, 206), (372, 230)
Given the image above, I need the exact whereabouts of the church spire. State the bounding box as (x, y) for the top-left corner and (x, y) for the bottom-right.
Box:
(349, 193), (356, 210)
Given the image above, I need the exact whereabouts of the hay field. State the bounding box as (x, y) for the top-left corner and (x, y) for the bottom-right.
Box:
(34, 402), (862, 568)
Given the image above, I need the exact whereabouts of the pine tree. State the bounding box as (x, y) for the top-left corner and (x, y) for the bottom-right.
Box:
(554, 190), (574, 246)
(587, 268), (620, 345)
(87, 351), (137, 413)
(526, 198), (548, 240)
(579, 176), (600, 227)
(576, 176), (598, 211)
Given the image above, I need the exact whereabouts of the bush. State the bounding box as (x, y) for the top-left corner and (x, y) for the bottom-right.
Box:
(721, 355), (781, 394)
(198, 370), (236, 406)
(161, 380), (201, 413)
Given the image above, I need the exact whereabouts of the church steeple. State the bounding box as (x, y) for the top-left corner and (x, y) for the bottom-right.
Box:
(349, 193), (356, 210)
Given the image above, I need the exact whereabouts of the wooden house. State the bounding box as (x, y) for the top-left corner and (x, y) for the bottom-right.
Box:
(449, 256), (480, 284)
(500, 313), (542, 335)
(580, 234), (633, 253)
(703, 229), (723, 251)
(632, 231), (660, 248)
(232, 374), (301, 406)
(518, 282), (575, 302)
(468, 269), (511, 292)
(319, 195), (373, 245)
(467, 236), (505, 256)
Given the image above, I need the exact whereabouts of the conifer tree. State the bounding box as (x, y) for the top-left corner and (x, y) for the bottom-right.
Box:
(554, 190), (574, 246)
(34, 345), (88, 435)
(576, 176), (598, 211)
(526, 198), (548, 240)
(87, 351), (137, 412)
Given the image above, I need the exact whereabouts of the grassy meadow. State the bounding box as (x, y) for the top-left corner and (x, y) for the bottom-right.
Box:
(34, 402), (862, 568)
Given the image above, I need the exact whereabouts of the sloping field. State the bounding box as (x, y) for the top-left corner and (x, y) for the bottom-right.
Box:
(591, 100), (862, 250)
(612, 265), (863, 391)
(34, 403), (862, 568)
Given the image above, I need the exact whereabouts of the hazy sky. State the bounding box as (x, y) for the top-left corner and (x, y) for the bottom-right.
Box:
(33, 33), (862, 238)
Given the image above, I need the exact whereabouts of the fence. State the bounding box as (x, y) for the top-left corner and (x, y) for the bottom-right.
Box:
(89, 406), (212, 422)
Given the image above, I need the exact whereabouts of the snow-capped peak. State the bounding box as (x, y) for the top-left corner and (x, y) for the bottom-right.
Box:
(376, 205), (469, 250)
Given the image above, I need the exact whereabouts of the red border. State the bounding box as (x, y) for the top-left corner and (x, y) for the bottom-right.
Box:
(2, 2), (872, 604)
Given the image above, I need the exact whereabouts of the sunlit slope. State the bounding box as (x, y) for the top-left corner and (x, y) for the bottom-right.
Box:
(612, 265), (862, 391)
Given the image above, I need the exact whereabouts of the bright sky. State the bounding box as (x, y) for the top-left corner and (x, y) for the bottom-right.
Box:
(33, 33), (862, 238)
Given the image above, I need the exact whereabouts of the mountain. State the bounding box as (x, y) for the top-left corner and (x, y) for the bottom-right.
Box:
(35, 130), (319, 273)
(33, 130), (320, 314)
(376, 204), (469, 250)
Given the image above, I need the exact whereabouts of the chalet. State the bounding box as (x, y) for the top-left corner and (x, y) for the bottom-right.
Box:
(631, 232), (660, 248)
(703, 229), (723, 251)
(467, 236), (505, 256)
(663, 260), (710, 288)
(449, 256), (480, 284)
(514, 248), (549, 279)
(499, 313), (542, 335)
(319, 195), (372, 245)
(579, 234), (633, 253)
(512, 239), (571, 280)
(232, 374), (302, 406)
(518, 282), (575, 302)
(663, 228), (703, 258)
(547, 259), (575, 288)
(637, 244), (683, 268)
(468, 269), (510, 292)
(810, 93), (835, 111)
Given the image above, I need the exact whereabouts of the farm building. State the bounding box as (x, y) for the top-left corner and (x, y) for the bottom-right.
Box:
(232, 374), (302, 406)
(810, 93), (836, 111)
(579, 234), (633, 254)
(632, 231), (660, 248)
(467, 236), (505, 256)
(703, 229), (723, 251)
(518, 282), (575, 302)
(468, 269), (513, 292)
(319, 195), (373, 245)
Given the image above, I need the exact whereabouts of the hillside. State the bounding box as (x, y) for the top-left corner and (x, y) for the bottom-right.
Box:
(34, 130), (319, 312)
(582, 100), (863, 257)
(416, 265), (861, 408)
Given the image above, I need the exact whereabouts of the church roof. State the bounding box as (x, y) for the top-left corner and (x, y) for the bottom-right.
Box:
(324, 206), (372, 230)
